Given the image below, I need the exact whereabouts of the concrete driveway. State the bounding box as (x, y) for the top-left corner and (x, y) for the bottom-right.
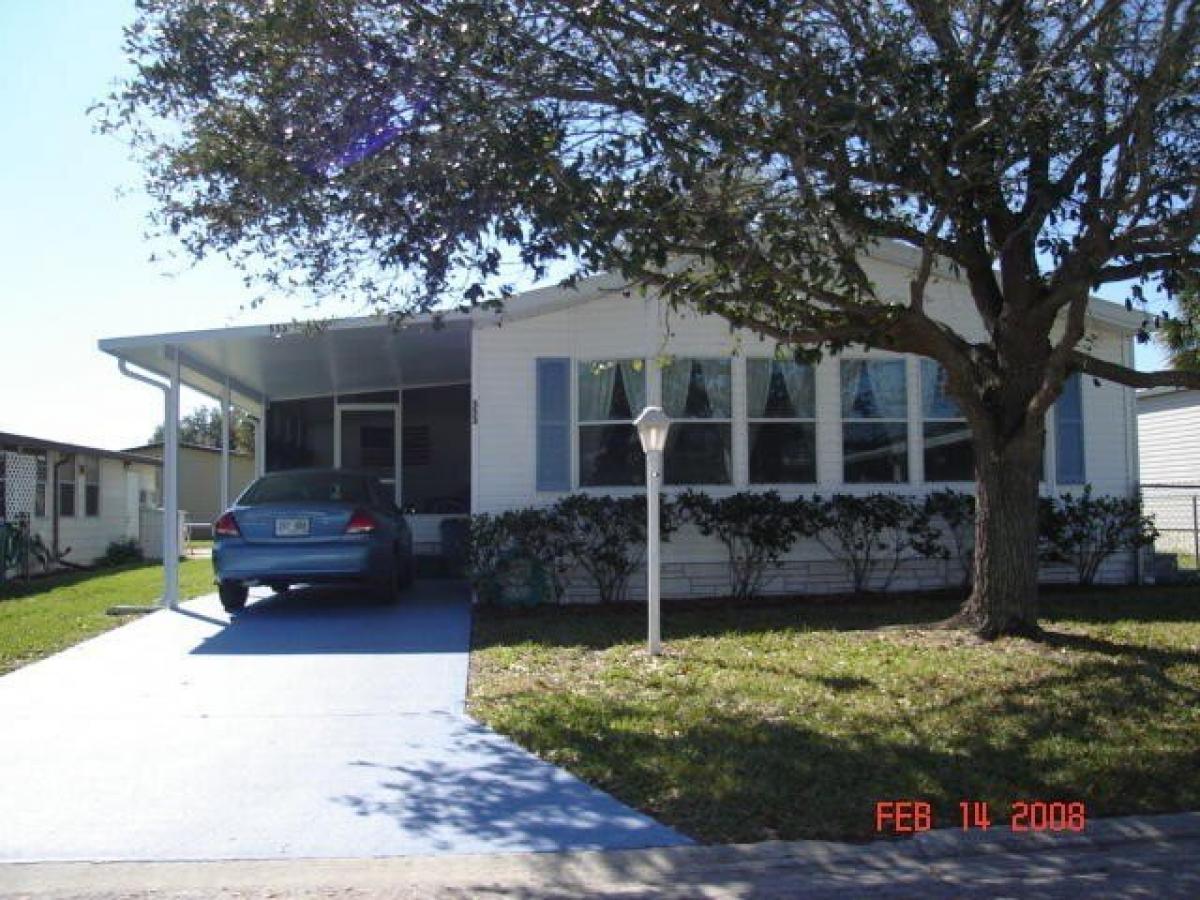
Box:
(0, 581), (688, 862)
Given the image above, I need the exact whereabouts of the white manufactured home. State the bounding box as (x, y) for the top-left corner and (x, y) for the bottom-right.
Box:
(100, 243), (1145, 603)
(1136, 387), (1200, 563)
(0, 432), (160, 569)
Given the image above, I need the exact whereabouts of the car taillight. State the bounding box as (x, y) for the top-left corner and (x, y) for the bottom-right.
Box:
(345, 509), (378, 534)
(214, 511), (240, 537)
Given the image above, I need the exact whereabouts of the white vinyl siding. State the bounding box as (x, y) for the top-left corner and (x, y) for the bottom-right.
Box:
(472, 255), (1139, 594)
(1137, 390), (1200, 486)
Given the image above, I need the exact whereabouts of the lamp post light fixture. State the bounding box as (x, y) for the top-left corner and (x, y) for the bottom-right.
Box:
(635, 406), (671, 656)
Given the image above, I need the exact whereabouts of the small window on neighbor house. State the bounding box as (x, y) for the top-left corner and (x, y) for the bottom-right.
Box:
(841, 359), (909, 483)
(578, 359), (647, 487)
(662, 358), (733, 485)
(58, 467), (76, 518)
(34, 452), (47, 518)
(921, 360), (974, 482)
(83, 457), (100, 517)
(1055, 372), (1086, 484)
(747, 358), (817, 484)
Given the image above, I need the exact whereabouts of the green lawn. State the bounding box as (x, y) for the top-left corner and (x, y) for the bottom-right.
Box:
(0, 559), (214, 675)
(470, 587), (1200, 843)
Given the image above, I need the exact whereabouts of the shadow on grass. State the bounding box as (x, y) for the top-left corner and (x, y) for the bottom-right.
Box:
(0, 561), (160, 601)
(471, 588), (1200, 844)
(474, 586), (1200, 653)
(473, 595), (963, 652)
(474, 653), (1200, 844)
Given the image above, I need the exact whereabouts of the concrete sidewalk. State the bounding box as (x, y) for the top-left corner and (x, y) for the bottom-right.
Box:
(4, 812), (1198, 898)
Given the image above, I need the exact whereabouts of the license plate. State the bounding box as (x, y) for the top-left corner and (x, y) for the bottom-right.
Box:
(275, 517), (310, 537)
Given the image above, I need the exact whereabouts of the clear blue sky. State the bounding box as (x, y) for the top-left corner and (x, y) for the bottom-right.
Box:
(0, 1), (1171, 452)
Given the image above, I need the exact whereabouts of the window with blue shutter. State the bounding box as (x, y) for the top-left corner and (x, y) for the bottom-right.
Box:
(1055, 373), (1086, 484)
(536, 357), (571, 491)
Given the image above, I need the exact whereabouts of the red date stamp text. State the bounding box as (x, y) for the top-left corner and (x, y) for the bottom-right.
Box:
(874, 800), (1087, 834)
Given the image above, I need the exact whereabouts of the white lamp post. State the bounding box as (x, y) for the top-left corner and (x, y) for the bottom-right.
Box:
(635, 406), (670, 656)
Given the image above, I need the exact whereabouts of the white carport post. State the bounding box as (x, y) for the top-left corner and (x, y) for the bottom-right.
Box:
(162, 346), (181, 608)
(116, 356), (179, 608)
(220, 377), (231, 512)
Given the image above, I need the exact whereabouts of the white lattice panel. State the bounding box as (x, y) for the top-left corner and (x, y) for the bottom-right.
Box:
(4, 452), (36, 521)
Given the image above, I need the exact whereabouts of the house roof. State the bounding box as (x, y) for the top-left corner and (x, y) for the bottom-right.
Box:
(124, 441), (254, 458)
(1137, 385), (1198, 402)
(0, 431), (162, 467)
(98, 241), (1144, 409)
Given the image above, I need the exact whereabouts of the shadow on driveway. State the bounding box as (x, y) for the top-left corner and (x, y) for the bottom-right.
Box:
(335, 715), (688, 853)
(189, 580), (471, 656)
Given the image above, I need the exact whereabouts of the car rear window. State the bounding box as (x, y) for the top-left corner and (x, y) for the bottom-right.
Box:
(239, 473), (371, 505)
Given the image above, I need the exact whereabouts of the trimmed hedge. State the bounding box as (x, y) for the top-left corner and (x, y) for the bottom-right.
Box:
(466, 488), (1155, 603)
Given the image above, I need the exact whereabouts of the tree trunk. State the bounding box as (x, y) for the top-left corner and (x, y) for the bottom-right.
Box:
(956, 426), (1045, 639)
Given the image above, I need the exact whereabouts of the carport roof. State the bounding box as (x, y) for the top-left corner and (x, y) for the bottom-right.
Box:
(96, 272), (626, 412)
(98, 314), (473, 413)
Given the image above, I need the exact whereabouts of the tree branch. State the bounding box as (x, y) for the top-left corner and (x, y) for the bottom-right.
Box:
(1071, 351), (1200, 389)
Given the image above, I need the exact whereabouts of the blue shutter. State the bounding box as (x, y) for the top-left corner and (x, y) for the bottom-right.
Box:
(1055, 373), (1086, 484)
(536, 357), (571, 491)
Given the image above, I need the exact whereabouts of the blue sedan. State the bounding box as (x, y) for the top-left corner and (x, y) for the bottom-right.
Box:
(212, 469), (415, 613)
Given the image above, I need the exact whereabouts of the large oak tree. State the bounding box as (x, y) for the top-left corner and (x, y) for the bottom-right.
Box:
(107, 0), (1200, 636)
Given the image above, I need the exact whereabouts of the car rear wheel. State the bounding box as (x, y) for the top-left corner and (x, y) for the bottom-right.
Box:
(219, 582), (249, 613)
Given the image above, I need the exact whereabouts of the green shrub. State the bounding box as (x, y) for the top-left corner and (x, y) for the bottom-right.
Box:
(96, 538), (143, 568)
(554, 494), (676, 604)
(467, 495), (677, 605)
(924, 489), (975, 587)
(1040, 487), (1159, 585)
(814, 494), (944, 593)
(499, 507), (574, 603)
(466, 513), (511, 604)
(677, 490), (817, 601)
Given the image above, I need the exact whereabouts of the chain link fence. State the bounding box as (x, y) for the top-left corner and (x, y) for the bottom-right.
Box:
(1141, 484), (1200, 582)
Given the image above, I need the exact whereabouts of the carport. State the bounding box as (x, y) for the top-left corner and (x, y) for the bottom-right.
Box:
(99, 315), (473, 604)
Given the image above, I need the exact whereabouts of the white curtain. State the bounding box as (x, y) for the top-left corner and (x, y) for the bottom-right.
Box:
(842, 360), (907, 419)
(747, 360), (774, 418)
(921, 359), (962, 419)
(579, 360), (646, 421)
(662, 360), (693, 417)
(781, 362), (815, 418)
(748, 359), (814, 418)
(618, 360), (647, 414)
(578, 362), (617, 422)
(699, 359), (732, 418)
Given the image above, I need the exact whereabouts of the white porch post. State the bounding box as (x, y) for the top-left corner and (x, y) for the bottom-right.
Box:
(220, 378), (231, 511)
(162, 346), (181, 608)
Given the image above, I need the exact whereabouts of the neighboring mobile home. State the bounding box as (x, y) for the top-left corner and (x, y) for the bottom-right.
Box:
(124, 441), (255, 536)
(100, 242), (1144, 600)
(0, 432), (159, 568)
(1136, 387), (1200, 562)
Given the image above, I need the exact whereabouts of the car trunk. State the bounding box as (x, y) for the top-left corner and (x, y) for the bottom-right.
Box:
(233, 503), (357, 543)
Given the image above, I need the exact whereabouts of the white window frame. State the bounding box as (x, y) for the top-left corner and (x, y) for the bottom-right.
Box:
(575, 358), (648, 490)
(745, 357), (818, 486)
(919, 360), (974, 486)
(333, 402), (402, 506)
(839, 356), (911, 485)
(82, 456), (101, 518)
(660, 356), (734, 487)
